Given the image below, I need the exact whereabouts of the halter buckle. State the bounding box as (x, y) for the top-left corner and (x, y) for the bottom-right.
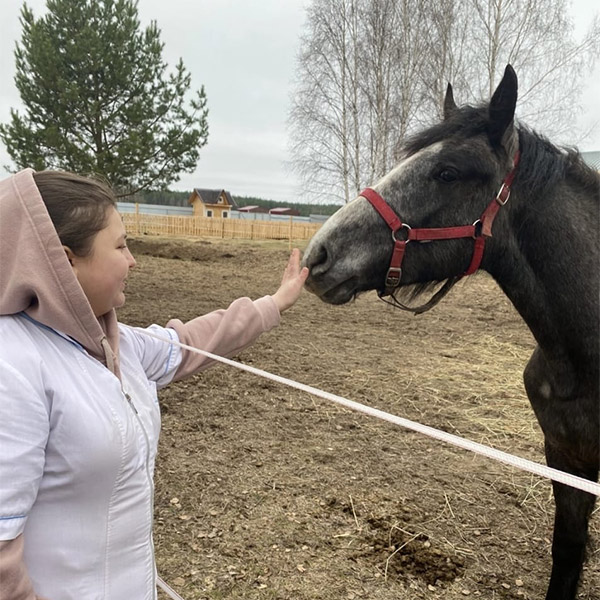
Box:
(495, 183), (511, 205)
(385, 267), (402, 289)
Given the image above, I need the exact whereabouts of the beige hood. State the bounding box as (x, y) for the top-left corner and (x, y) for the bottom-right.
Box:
(0, 169), (120, 377)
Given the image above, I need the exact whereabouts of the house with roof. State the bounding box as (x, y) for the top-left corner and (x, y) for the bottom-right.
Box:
(237, 205), (269, 214)
(269, 207), (301, 217)
(188, 188), (238, 218)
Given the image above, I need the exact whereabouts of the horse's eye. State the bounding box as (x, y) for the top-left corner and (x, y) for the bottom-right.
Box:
(437, 168), (459, 182)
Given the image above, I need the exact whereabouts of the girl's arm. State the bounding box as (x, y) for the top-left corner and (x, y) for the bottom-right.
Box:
(166, 249), (308, 381)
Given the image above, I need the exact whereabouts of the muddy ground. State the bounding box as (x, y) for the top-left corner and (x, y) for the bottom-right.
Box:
(119, 236), (599, 600)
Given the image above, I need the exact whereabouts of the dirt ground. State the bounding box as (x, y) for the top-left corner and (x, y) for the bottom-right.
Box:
(119, 235), (599, 600)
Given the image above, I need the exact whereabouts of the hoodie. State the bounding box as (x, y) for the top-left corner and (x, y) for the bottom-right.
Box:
(0, 168), (120, 376)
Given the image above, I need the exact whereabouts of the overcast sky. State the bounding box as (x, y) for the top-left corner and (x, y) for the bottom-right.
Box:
(1, 0), (598, 203)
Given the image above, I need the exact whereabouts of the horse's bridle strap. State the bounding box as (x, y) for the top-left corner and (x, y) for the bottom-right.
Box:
(359, 188), (403, 232)
(360, 151), (520, 295)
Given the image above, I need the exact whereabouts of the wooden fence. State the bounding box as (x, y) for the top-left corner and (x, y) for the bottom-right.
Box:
(121, 211), (322, 243)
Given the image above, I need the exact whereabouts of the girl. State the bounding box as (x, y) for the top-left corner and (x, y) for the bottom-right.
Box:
(0, 169), (308, 599)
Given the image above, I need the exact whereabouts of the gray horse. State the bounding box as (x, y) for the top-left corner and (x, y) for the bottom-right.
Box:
(302, 65), (599, 599)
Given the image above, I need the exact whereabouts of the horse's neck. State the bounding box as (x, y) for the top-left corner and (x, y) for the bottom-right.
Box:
(487, 183), (599, 394)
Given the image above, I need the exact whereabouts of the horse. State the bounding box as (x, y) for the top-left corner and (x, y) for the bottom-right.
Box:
(301, 65), (599, 599)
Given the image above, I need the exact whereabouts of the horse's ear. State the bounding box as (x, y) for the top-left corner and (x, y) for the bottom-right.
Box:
(488, 64), (518, 149)
(443, 83), (457, 120)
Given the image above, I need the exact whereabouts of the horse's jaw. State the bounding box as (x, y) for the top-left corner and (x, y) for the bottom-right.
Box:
(305, 275), (360, 304)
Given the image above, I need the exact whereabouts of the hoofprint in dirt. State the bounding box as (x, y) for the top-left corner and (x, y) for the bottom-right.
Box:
(119, 236), (599, 600)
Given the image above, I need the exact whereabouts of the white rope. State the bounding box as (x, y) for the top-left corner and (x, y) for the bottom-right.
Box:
(135, 327), (600, 497)
(157, 576), (186, 600)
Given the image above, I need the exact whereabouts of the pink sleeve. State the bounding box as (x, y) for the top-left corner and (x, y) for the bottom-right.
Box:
(166, 295), (280, 381)
(0, 534), (48, 600)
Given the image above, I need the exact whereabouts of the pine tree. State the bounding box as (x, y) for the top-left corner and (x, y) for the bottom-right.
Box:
(0, 0), (209, 194)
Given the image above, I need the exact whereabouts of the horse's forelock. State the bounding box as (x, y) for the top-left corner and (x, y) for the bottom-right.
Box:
(402, 105), (490, 157)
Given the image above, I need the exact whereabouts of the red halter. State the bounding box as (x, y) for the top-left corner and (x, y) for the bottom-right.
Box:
(360, 151), (520, 296)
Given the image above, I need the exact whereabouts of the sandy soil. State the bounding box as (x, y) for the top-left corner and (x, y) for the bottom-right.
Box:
(118, 236), (599, 600)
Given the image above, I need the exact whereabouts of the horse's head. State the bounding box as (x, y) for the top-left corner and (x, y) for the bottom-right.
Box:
(303, 65), (520, 305)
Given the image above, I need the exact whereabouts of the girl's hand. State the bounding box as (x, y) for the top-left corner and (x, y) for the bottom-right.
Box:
(272, 248), (309, 313)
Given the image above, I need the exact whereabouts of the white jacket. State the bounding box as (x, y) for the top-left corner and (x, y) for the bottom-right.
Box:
(0, 315), (180, 598)
(0, 169), (281, 599)
(0, 300), (279, 599)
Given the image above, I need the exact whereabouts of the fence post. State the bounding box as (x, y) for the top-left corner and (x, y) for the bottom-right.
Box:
(135, 203), (140, 236)
(289, 215), (293, 250)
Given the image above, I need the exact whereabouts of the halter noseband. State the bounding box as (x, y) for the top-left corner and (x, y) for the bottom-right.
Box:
(360, 151), (520, 311)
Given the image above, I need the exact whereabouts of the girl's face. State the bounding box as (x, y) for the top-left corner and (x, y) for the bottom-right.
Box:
(68, 207), (136, 316)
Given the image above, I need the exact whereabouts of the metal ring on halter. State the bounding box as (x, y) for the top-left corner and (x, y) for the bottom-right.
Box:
(392, 223), (411, 243)
(472, 219), (483, 238)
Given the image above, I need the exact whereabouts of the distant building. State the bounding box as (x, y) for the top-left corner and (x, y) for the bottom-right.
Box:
(237, 205), (269, 214)
(581, 151), (600, 172)
(269, 207), (301, 217)
(188, 188), (238, 218)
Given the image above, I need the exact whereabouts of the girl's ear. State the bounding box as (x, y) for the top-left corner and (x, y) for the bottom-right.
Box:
(63, 245), (75, 267)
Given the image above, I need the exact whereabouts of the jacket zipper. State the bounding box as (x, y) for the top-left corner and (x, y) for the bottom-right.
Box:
(124, 391), (157, 599)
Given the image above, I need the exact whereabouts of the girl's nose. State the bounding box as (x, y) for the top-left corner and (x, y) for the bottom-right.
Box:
(127, 249), (137, 268)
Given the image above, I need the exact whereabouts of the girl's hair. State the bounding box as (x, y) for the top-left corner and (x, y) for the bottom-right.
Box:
(33, 171), (117, 257)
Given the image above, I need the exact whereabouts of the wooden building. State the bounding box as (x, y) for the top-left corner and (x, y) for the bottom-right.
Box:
(237, 205), (269, 214)
(269, 207), (301, 217)
(188, 188), (238, 218)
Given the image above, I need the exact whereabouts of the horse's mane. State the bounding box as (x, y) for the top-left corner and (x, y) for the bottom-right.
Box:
(517, 128), (599, 200)
(402, 104), (599, 203)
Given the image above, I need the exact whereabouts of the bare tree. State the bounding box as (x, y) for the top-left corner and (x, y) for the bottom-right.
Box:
(289, 0), (432, 202)
(360, 0), (431, 177)
(289, 0), (362, 203)
(419, 0), (475, 121)
(465, 0), (600, 140)
(289, 0), (599, 203)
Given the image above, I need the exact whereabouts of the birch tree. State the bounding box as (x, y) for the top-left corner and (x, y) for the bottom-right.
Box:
(466, 0), (599, 138)
(289, 0), (599, 203)
(289, 0), (362, 203)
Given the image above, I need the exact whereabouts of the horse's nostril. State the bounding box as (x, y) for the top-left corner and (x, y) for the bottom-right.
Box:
(306, 243), (329, 276)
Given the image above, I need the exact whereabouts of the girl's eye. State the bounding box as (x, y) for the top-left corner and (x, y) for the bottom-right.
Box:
(437, 168), (459, 182)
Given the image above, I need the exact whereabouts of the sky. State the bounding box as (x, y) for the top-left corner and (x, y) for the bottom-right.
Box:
(0, 0), (598, 204)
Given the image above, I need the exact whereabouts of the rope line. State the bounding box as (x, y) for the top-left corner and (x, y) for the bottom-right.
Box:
(157, 576), (186, 600)
(134, 326), (600, 497)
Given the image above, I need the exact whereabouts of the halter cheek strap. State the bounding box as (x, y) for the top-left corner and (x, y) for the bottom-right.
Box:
(360, 151), (520, 301)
